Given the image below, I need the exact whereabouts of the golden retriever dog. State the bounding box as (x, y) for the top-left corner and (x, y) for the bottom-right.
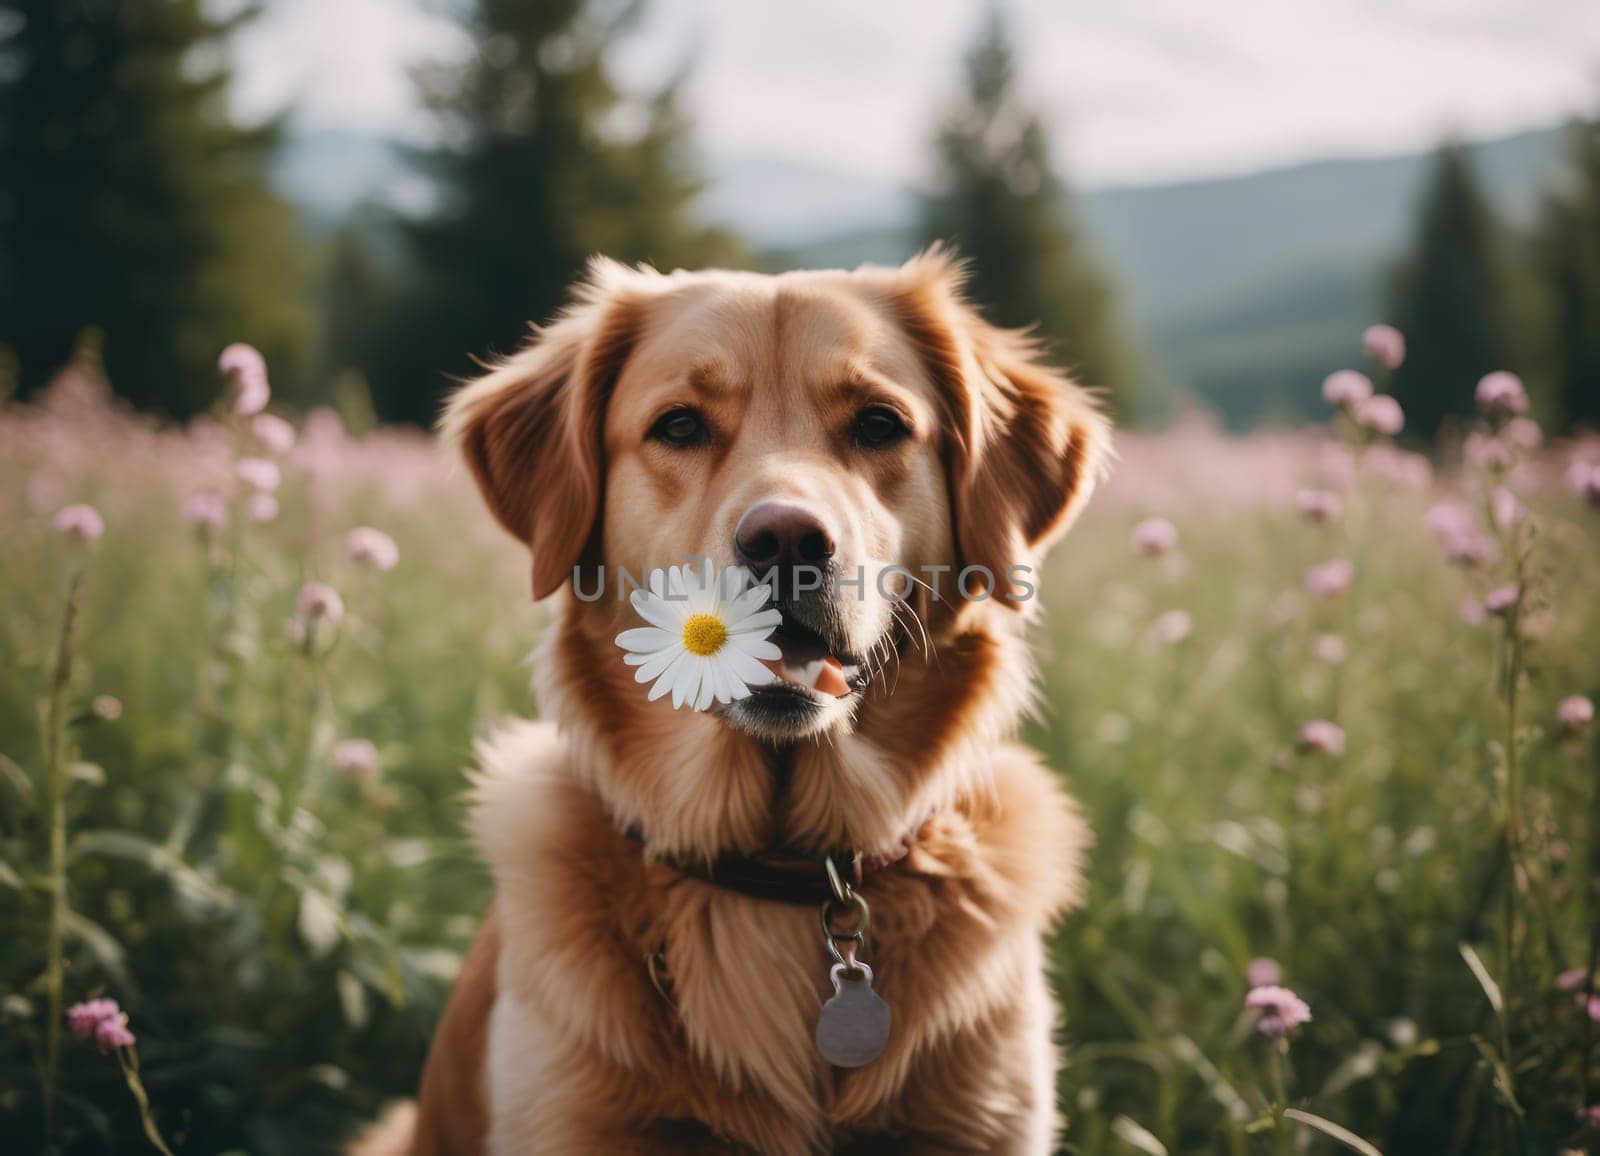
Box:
(353, 249), (1111, 1155)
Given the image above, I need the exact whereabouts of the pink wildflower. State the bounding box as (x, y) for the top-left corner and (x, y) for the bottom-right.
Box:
(1298, 720), (1346, 755)
(1245, 985), (1312, 1037)
(1464, 432), (1515, 471)
(1355, 394), (1404, 437)
(236, 457), (281, 493)
(1148, 610), (1192, 646)
(182, 492), (228, 530)
(1246, 958), (1282, 988)
(67, 998), (121, 1041)
(1556, 696), (1594, 730)
(67, 998), (136, 1053)
(332, 738), (380, 778)
(1490, 487), (1522, 532)
(1426, 503), (1474, 539)
(1427, 504), (1492, 568)
(1361, 324), (1406, 370)
(1580, 1104), (1600, 1131)
(296, 581), (344, 626)
(1482, 585), (1518, 617)
(94, 1013), (136, 1053)
(1444, 533), (1492, 567)
(91, 695), (122, 721)
(1322, 370), (1373, 409)
(53, 504), (104, 542)
(252, 413), (297, 456)
(1475, 371), (1528, 417)
(1295, 489), (1343, 523)
(1130, 516), (1179, 557)
(1303, 559), (1354, 601)
(219, 343), (270, 416)
(245, 493), (279, 525)
(344, 527), (400, 572)
(1458, 596), (1487, 625)
(1312, 634), (1347, 666)
(1504, 417), (1541, 451)
(1557, 968), (1592, 993)
(1363, 444), (1431, 488)
(1566, 458), (1598, 498)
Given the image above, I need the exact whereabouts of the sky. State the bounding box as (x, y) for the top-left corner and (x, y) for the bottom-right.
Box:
(234, 0), (1600, 189)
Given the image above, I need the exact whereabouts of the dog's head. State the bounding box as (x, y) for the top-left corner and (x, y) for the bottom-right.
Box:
(443, 251), (1109, 745)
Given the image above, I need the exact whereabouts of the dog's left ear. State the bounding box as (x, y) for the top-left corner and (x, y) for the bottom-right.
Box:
(440, 259), (646, 600)
(889, 248), (1113, 610)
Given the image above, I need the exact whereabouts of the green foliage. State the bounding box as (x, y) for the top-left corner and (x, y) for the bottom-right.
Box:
(0, 0), (314, 415)
(1035, 426), (1600, 1153)
(342, 0), (742, 426)
(919, 6), (1138, 411)
(1386, 144), (1526, 441)
(1, 379), (533, 1152)
(1533, 114), (1600, 433)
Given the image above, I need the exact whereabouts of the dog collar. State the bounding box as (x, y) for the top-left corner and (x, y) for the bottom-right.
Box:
(619, 822), (924, 906)
(621, 826), (867, 905)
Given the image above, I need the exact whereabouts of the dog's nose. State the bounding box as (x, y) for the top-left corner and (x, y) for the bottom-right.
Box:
(733, 501), (835, 572)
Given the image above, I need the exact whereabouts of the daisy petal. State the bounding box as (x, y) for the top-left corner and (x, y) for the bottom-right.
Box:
(630, 593), (688, 633)
(647, 651), (688, 701)
(713, 662), (743, 703)
(671, 661), (701, 710)
(632, 644), (684, 684)
(616, 626), (678, 653)
(730, 634), (782, 662)
(726, 647), (778, 686)
(729, 608), (782, 635)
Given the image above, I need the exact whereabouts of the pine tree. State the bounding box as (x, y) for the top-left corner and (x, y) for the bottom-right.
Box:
(1386, 142), (1521, 441)
(1533, 115), (1600, 432)
(363, 0), (740, 426)
(0, 0), (313, 414)
(919, 5), (1136, 408)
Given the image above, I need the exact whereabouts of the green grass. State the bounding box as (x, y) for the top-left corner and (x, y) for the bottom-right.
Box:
(2, 379), (1597, 1154)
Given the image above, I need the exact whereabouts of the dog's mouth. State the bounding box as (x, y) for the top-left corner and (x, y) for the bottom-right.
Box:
(751, 606), (864, 703)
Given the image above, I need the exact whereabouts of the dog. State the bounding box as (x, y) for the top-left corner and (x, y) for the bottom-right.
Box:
(353, 249), (1111, 1155)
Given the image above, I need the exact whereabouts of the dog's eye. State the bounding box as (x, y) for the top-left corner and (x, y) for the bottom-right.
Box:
(650, 409), (707, 447)
(851, 406), (910, 449)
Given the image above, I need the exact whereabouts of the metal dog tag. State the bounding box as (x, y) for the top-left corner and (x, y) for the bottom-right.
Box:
(815, 961), (891, 1067)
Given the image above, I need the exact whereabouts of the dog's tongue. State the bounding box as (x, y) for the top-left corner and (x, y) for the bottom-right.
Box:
(759, 654), (851, 698)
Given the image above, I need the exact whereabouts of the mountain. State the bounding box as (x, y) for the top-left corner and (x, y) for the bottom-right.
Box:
(1072, 126), (1568, 422)
(273, 123), (1577, 425)
(734, 126), (1570, 425)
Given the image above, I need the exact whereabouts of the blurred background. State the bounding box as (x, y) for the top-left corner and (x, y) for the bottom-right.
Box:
(3, 0), (1599, 431)
(4, 3), (1600, 1155)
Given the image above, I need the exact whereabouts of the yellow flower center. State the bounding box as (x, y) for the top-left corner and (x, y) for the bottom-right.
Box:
(681, 613), (728, 657)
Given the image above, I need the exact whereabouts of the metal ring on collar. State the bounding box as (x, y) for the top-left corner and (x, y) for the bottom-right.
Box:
(820, 890), (870, 943)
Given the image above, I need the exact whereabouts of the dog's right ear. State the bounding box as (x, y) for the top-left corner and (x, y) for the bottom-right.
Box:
(440, 260), (645, 600)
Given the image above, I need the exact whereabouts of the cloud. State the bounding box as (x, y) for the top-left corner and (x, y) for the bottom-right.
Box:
(232, 0), (467, 139)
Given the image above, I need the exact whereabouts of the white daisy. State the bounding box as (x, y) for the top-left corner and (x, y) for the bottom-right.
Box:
(615, 562), (783, 711)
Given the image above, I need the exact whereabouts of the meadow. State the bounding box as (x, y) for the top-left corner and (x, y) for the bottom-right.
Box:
(1, 348), (1598, 1155)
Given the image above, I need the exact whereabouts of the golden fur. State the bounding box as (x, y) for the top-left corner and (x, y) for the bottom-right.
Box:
(355, 251), (1111, 1154)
